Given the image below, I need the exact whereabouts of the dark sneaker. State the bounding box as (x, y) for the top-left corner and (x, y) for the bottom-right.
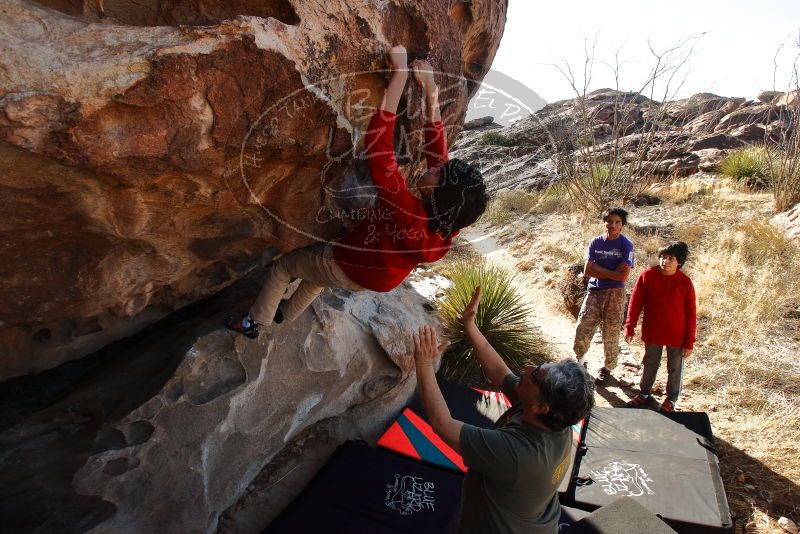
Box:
(659, 400), (676, 412)
(595, 367), (611, 384)
(225, 314), (259, 339)
(626, 393), (649, 408)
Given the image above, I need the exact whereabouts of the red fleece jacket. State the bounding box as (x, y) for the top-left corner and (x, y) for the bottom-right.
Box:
(625, 266), (697, 350)
(333, 110), (452, 291)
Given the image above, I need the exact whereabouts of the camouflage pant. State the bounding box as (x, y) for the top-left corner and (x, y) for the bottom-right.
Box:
(573, 288), (625, 370)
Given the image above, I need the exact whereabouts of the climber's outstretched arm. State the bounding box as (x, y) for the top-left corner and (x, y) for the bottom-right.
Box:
(379, 45), (409, 114)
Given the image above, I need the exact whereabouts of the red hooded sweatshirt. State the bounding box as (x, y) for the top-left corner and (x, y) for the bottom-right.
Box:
(625, 266), (697, 350)
(333, 110), (453, 291)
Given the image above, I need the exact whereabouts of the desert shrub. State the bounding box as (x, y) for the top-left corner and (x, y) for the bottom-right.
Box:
(718, 146), (771, 189)
(484, 189), (570, 226)
(645, 177), (715, 205)
(765, 148), (800, 212)
(557, 159), (660, 215)
(762, 77), (800, 212)
(535, 184), (572, 213)
(437, 261), (546, 382)
(476, 130), (517, 147)
(485, 190), (539, 226)
(768, 152), (800, 212)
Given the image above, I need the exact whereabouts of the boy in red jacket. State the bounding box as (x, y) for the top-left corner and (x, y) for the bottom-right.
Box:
(624, 242), (697, 412)
(226, 45), (487, 338)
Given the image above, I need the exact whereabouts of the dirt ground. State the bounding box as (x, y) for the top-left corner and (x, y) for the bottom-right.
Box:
(453, 181), (800, 534)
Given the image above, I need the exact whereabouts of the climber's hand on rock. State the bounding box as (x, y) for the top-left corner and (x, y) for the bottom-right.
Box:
(411, 59), (435, 90)
(388, 45), (408, 72)
(413, 325), (449, 368)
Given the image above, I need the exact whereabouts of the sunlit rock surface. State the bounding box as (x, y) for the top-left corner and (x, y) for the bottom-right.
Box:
(0, 0), (507, 378)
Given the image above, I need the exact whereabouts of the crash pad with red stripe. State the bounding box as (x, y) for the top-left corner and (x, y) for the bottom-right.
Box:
(378, 377), (510, 472)
(378, 376), (585, 480)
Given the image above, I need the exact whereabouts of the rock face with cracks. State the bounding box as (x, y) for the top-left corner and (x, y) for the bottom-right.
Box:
(0, 0), (508, 378)
(54, 282), (437, 533)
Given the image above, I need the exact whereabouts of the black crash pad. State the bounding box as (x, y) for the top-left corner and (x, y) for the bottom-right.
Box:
(564, 496), (676, 533)
(266, 441), (464, 534)
(565, 408), (732, 534)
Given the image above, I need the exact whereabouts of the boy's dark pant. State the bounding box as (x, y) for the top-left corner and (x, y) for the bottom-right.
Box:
(640, 344), (684, 403)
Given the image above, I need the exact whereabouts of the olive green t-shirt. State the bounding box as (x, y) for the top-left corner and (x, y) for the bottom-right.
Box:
(458, 374), (572, 534)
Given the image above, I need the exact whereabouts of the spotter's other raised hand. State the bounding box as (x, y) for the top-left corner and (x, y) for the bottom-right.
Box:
(461, 286), (481, 326)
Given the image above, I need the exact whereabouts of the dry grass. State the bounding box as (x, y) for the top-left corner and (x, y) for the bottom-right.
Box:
(485, 187), (572, 227)
(484, 177), (800, 528)
(693, 218), (800, 348)
(486, 190), (541, 226)
(647, 177), (718, 204)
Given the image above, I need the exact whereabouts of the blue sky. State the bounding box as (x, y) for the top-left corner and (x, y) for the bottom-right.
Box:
(492, 0), (800, 103)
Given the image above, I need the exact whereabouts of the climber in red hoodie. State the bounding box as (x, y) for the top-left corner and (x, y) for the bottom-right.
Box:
(226, 44), (488, 338)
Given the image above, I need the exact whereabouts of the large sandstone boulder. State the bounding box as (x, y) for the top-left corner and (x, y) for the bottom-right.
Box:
(664, 93), (745, 124)
(714, 102), (779, 132)
(759, 89), (800, 107)
(1, 276), (440, 533)
(0, 0), (508, 378)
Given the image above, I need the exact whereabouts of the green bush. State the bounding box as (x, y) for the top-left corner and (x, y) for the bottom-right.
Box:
(476, 130), (517, 147)
(719, 146), (771, 189)
(437, 261), (547, 383)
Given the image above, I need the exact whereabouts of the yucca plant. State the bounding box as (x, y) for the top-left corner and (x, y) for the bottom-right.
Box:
(718, 146), (771, 189)
(437, 261), (546, 383)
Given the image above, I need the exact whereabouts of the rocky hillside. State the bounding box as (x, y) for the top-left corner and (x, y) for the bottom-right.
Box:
(452, 89), (798, 193)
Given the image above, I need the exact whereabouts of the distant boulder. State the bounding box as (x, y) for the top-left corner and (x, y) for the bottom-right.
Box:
(665, 94), (746, 123)
(715, 103), (779, 132)
(464, 116), (497, 130)
(689, 133), (745, 151)
(695, 148), (728, 172)
(772, 203), (800, 239)
(758, 91), (784, 104)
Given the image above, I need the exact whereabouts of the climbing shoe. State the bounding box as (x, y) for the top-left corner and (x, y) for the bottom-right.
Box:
(225, 314), (259, 339)
(659, 400), (676, 412)
(625, 393), (650, 408)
